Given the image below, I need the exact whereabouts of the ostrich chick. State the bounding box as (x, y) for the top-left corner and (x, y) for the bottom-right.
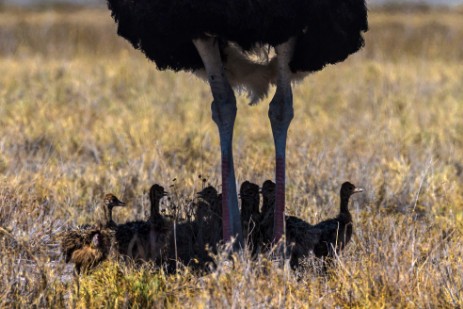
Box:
(146, 184), (171, 262)
(62, 193), (124, 271)
(194, 186), (222, 262)
(239, 181), (260, 253)
(103, 193), (126, 229)
(260, 180), (321, 268)
(313, 182), (363, 259)
(70, 232), (111, 274)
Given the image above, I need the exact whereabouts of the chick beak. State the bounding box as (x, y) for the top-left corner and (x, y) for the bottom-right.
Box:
(353, 187), (364, 194)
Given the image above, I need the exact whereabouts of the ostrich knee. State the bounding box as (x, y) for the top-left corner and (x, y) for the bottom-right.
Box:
(268, 90), (294, 144)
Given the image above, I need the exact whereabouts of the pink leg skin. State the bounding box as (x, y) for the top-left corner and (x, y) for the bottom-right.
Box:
(221, 158), (232, 241)
(273, 157), (286, 242)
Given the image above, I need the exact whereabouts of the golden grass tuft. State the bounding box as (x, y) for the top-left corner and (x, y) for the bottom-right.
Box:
(1, 7), (463, 307)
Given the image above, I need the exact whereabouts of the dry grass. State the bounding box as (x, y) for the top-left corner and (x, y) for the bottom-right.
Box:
(1, 7), (463, 308)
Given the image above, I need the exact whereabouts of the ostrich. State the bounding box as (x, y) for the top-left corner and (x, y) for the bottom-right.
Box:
(194, 186), (222, 262)
(106, 1), (368, 246)
(146, 184), (171, 262)
(114, 214), (147, 260)
(164, 187), (222, 272)
(148, 184), (168, 223)
(115, 184), (170, 262)
(260, 180), (321, 268)
(102, 193), (126, 229)
(239, 181), (261, 252)
(61, 227), (113, 274)
(312, 182), (363, 260)
(260, 179), (277, 248)
(61, 193), (125, 272)
(69, 232), (111, 274)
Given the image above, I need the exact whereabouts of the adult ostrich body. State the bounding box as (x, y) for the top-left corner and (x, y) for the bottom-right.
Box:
(107, 0), (368, 246)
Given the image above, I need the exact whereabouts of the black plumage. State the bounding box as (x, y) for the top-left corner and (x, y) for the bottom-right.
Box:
(115, 220), (149, 260)
(259, 180), (277, 247)
(107, 0), (368, 73)
(193, 186), (222, 262)
(285, 215), (320, 269)
(166, 220), (196, 271)
(260, 180), (321, 268)
(239, 181), (261, 253)
(165, 186), (222, 272)
(115, 184), (171, 262)
(146, 184), (172, 262)
(312, 182), (363, 259)
(148, 184), (167, 221)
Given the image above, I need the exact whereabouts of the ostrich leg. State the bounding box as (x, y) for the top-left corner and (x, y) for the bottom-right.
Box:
(193, 38), (243, 249)
(269, 38), (296, 243)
